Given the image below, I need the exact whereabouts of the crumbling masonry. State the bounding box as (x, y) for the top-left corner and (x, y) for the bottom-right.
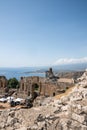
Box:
(19, 68), (74, 98)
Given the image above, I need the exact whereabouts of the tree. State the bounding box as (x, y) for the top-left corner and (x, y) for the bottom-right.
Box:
(8, 78), (19, 89)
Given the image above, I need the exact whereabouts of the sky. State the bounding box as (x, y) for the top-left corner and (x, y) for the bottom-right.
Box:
(0, 0), (87, 67)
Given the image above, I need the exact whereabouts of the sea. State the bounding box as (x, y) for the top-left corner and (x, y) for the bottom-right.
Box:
(0, 67), (45, 80)
(0, 63), (86, 80)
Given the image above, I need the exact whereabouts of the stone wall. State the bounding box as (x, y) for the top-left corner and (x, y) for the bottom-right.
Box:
(19, 76), (58, 98)
(19, 76), (74, 98)
(19, 76), (41, 98)
(0, 76), (7, 94)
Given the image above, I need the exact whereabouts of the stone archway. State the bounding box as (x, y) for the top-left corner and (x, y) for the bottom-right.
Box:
(31, 83), (40, 99)
(32, 83), (39, 91)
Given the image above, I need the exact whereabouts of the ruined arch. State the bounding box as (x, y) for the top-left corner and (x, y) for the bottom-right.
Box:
(19, 76), (43, 98)
(31, 83), (40, 99)
(32, 83), (39, 91)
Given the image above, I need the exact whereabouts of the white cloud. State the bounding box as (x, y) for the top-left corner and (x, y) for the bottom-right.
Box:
(54, 57), (87, 65)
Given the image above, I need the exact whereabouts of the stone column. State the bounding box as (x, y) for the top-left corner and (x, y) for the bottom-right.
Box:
(39, 82), (41, 95)
(30, 82), (33, 96)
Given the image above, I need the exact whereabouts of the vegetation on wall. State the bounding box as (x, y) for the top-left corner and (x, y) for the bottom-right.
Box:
(8, 78), (19, 89)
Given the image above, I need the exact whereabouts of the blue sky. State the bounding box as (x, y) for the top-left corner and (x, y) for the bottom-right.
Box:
(0, 0), (87, 67)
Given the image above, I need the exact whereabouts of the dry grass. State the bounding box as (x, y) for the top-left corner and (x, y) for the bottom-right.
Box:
(54, 86), (75, 99)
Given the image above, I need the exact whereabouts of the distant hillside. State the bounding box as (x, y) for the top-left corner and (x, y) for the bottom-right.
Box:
(35, 63), (87, 74)
(57, 71), (84, 80)
(52, 63), (87, 72)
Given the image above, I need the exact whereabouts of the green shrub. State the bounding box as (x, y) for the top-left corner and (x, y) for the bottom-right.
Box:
(8, 78), (19, 89)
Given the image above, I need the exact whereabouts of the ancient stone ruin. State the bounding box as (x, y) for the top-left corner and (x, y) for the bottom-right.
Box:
(19, 68), (74, 98)
(0, 70), (87, 130)
(0, 76), (7, 94)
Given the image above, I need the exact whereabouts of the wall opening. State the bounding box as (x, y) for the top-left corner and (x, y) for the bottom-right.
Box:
(22, 83), (24, 91)
(53, 92), (55, 96)
(32, 83), (39, 91)
(32, 83), (39, 99)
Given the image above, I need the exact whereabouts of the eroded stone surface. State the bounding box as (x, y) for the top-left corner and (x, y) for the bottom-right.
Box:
(1, 70), (87, 129)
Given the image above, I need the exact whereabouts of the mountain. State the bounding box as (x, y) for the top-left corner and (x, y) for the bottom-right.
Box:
(52, 63), (87, 72)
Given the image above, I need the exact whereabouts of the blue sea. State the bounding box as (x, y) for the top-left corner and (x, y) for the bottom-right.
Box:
(0, 67), (45, 80)
(0, 63), (86, 80)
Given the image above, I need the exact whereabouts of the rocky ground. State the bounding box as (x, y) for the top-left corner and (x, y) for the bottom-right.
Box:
(1, 70), (87, 130)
